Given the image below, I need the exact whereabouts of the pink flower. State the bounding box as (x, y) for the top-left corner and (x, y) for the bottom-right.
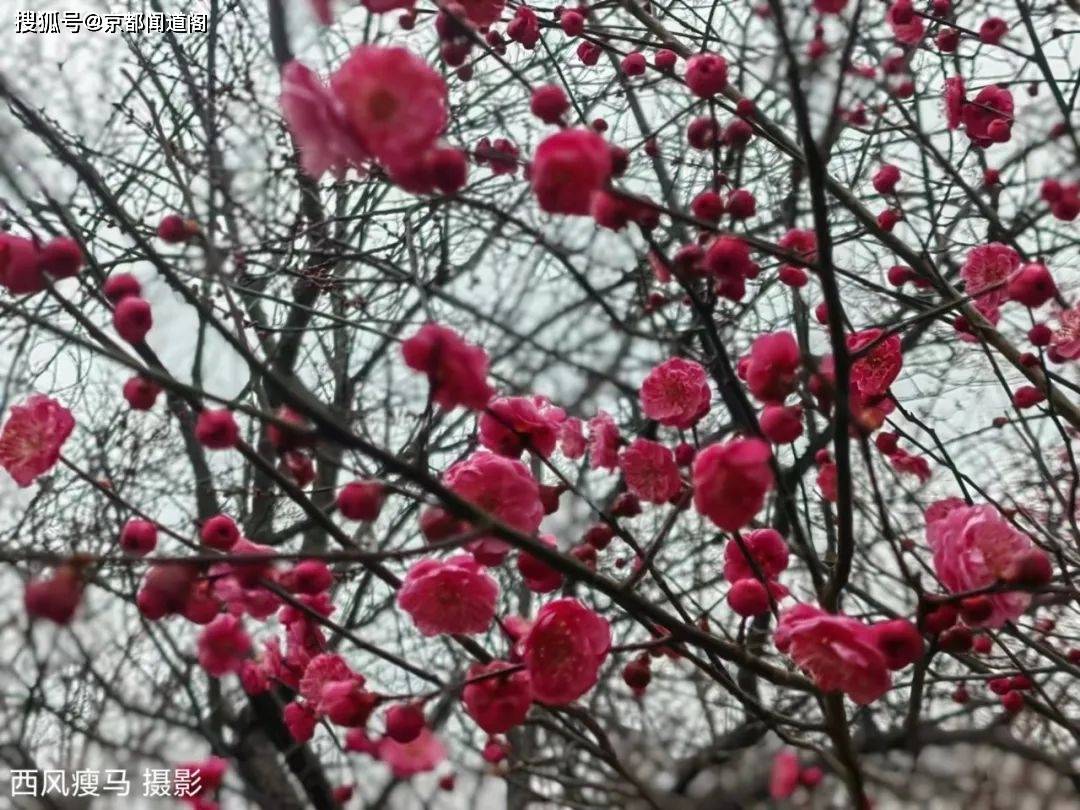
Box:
(639, 357), (712, 428)
(778, 228), (817, 262)
(705, 236), (756, 282)
(397, 554), (499, 635)
(517, 534), (564, 593)
(195, 409), (239, 449)
(769, 749), (800, 799)
(587, 410), (621, 470)
(723, 528), (789, 582)
(1051, 305), (1080, 360)
(377, 728), (446, 778)
(0, 233), (45, 295)
(0, 394), (75, 487)
(522, 599), (610, 704)
(298, 653), (354, 704)
(847, 328), (903, 397)
(943, 76), (965, 129)
(507, 5), (540, 48)
(284, 701), (317, 742)
(962, 242), (1020, 320)
(887, 0), (925, 44)
(925, 502), (1046, 627)
(401, 323), (493, 410)
(889, 449), (931, 482)
(197, 615), (252, 677)
(774, 604), (892, 704)
(442, 450), (544, 564)
(961, 85), (1013, 148)
(743, 332), (800, 403)
(479, 396), (563, 458)
(24, 565), (83, 624)
(692, 438), (774, 531)
(817, 460), (838, 501)
(330, 46), (447, 170)
(457, 0), (505, 26)
(760, 404), (803, 444)
(462, 661), (532, 734)
(684, 53), (728, 98)
(872, 164), (901, 194)
(871, 619), (924, 669)
(1006, 263), (1057, 308)
(531, 129), (612, 215)
(319, 679), (379, 727)
(279, 61), (370, 180)
(0, 234), (80, 295)
(619, 438), (682, 504)
(558, 417), (587, 458)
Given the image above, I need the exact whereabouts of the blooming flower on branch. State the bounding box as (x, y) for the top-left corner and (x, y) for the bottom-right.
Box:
(774, 604), (893, 704)
(442, 450), (544, 565)
(397, 554), (499, 635)
(401, 323), (493, 411)
(639, 357), (712, 428)
(619, 438), (682, 504)
(925, 501), (1049, 627)
(479, 395), (564, 458)
(692, 438), (774, 530)
(0, 394), (75, 487)
(522, 598), (610, 704)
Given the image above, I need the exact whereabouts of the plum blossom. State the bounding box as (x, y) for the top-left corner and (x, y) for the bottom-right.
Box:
(944, 76), (966, 130)
(197, 615), (252, 677)
(587, 410), (621, 470)
(742, 332), (800, 403)
(24, 565), (83, 624)
(778, 228), (817, 262)
(961, 243), (1020, 322)
(401, 323), (493, 410)
(889, 449), (931, 482)
(331, 46), (447, 169)
(723, 528), (790, 583)
(1050, 305), (1080, 360)
(479, 395), (564, 458)
(517, 534), (564, 593)
(397, 555), (499, 635)
(280, 46), (447, 181)
(639, 357), (712, 428)
(442, 450), (544, 564)
(462, 661), (533, 734)
(377, 728), (446, 778)
(961, 86), (1014, 148)
(619, 438), (682, 503)
(558, 417), (587, 458)
(925, 501), (1048, 627)
(705, 237), (757, 302)
(684, 54), (728, 97)
(531, 129), (612, 215)
(847, 328), (903, 397)
(769, 749), (800, 800)
(457, 0), (505, 26)
(279, 62), (371, 180)
(887, 0), (925, 44)
(0, 233), (82, 295)
(0, 394), (75, 487)
(774, 604), (892, 704)
(692, 438), (774, 531)
(522, 599), (611, 704)
(298, 653), (354, 705)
